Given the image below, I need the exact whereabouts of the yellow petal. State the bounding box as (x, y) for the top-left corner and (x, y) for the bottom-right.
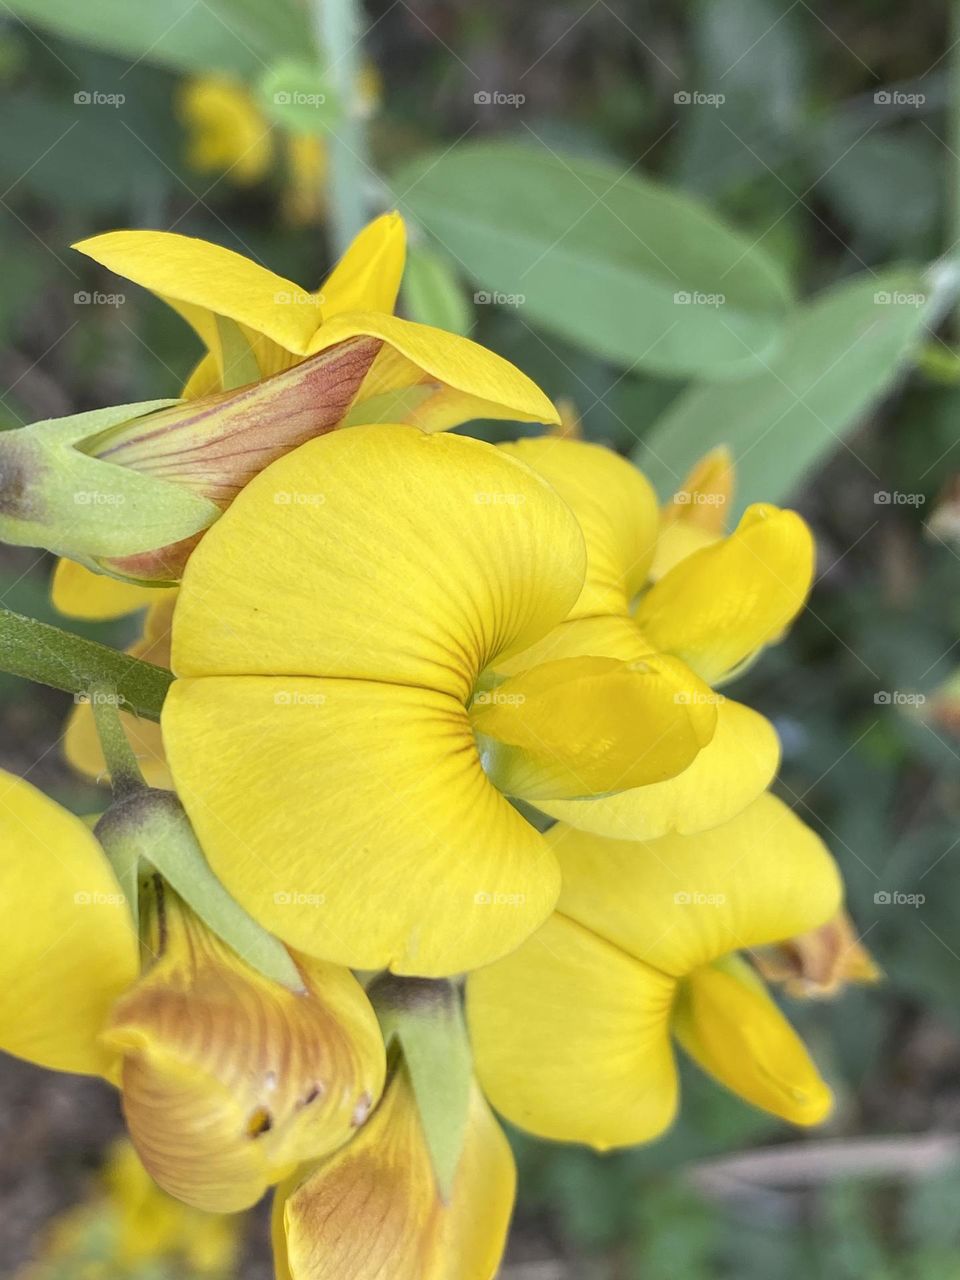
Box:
(162, 676), (560, 976)
(490, 613), (651, 680)
(51, 557), (173, 620)
(498, 437), (659, 617)
(649, 520), (718, 581)
(673, 956), (833, 1126)
(66, 595), (176, 789)
(551, 793), (843, 977)
(538, 698), (779, 840)
(103, 885), (385, 1213)
(319, 211), (406, 317)
(0, 769), (138, 1077)
(277, 1068), (515, 1280)
(181, 352), (223, 399)
(634, 504), (815, 684)
(468, 913), (678, 1149)
(309, 314), (560, 430)
(662, 445), (734, 534)
(472, 653), (717, 801)
(171, 424), (585, 704)
(72, 230), (322, 358)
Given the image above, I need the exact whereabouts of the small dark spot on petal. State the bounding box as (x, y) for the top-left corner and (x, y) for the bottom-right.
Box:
(246, 1106), (273, 1138)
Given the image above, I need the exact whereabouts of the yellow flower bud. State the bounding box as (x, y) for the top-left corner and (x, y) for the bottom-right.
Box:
(102, 881), (385, 1212)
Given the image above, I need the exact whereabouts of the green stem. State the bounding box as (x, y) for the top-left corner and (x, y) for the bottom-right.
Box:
(0, 607), (172, 721)
(89, 682), (146, 799)
(952, 1), (960, 334)
(311, 0), (370, 256)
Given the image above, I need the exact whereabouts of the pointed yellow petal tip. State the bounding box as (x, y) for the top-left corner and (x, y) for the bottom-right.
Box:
(276, 1067), (515, 1280)
(754, 908), (883, 999)
(664, 445), (736, 534)
(547, 397), (583, 438)
(103, 884), (385, 1212)
(674, 958), (834, 1128)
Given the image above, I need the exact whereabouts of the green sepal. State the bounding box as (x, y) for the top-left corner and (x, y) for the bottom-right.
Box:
(96, 789), (306, 993)
(368, 975), (472, 1201)
(0, 402), (221, 559)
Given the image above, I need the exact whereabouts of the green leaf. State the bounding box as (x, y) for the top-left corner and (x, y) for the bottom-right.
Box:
(394, 141), (793, 378)
(402, 243), (473, 335)
(258, 59), (342, 133)
(4, 0), (310, 76)
(635, 262), (960, 514)
(369, 976), (472, 1200)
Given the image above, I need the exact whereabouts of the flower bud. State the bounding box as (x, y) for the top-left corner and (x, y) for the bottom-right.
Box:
(102, 881), (385, 1212)
(0, 336), (381, 582)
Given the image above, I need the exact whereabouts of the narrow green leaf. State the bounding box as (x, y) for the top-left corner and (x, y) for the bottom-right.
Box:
(394, 141), (793, 378)
(402, 243), (473, 335)
(4, 0), (310, 76)
(636, 261), (960, 514)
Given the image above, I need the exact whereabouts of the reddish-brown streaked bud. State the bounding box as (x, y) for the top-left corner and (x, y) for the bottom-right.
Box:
(0, 336), (381, 583)
(753, 908), (882, 999)
(101, 881), (385, 1213)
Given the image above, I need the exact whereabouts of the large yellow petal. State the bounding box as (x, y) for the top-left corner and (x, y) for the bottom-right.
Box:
(673, 956), (833, 1126)
(0, 769), (138, 1078)
(51, 557), (172, 620)
(551, 793), (843, 978)
(319, 211), (406, 317)
(65, 595), (176, 789)
(171, 424), (585, 703)
(277, 1068), (514, 1280)
(539, 698), (779, 839)
(468, 913), (678, 1149)
(472, 654), (717, 801)
(310, 313), (560, 430)
(634, 504), (815, 684)
(498, 437), (659, 617)
(72, 230), (323, 357)
(162, 676), (560, 976)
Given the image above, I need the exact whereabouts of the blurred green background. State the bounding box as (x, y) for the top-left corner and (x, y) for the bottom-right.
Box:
(2, 0), (960, 1276)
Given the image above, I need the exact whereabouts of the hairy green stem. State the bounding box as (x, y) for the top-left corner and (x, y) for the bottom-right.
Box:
(89, 681), (146, 798)
(312, 0), (371, 255)
(0, 607), (172, 721)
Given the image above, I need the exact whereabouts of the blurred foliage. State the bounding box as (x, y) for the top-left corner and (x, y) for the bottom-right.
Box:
(1, 0), (960, 1278)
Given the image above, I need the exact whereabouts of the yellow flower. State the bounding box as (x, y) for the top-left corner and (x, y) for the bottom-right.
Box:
(467, 794), (842, 1148)
(18, 212), (558, 585)
(490, 438), (814, 841)
(274, 1064), (514, 1280)
(16, 1140), (239, 1279)
(177, 75), (274, 186)
(160, 423), (713, 976)
(0, 768), (385, 1211)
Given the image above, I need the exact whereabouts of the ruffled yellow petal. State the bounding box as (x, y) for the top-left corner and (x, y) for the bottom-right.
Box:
(538, 698), (779, 840)
(634, 504), (815, 684)
(66, 595), (175, 789)
(673, 956), (833, 1126)
(552, 794), (843, 978)
(319, 211), (406, 318)
(162, 676), (560, 976)
(51, 557), (172, 620)
(104, 887), (385, 1212)
(472, 654), (717, 801)
(0, 769), (138, 1078)
(311, 313), (560, 431)
(276, 1069), (514, 1280)
(72, 230), (323, 360)
(662, 446), (734, 535)
(498, 437), (659, 617)
(468, 913), (678, 1149)
(171, 424), (585, 703)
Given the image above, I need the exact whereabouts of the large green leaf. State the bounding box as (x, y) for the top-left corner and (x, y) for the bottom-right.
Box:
(394, 142), (793, 379)
(634, 263), (960, 514)
(4, 0), (310, 76)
